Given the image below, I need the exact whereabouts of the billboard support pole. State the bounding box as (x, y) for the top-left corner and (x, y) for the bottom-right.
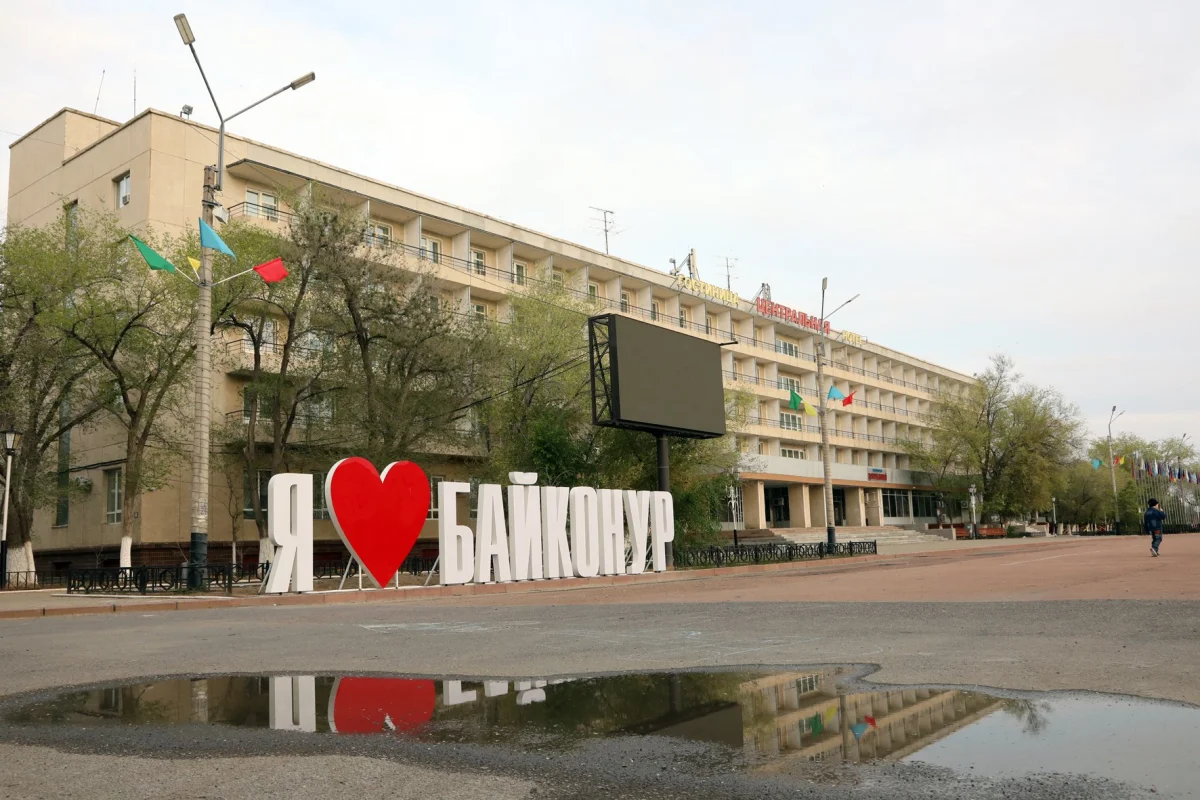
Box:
(657, 432), (672, 568)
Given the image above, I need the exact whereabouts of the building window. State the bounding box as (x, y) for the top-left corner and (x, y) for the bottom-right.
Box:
(427, 475), (444, 519)
(779, 375), (802, 395)
(246, 189), (279, 221)
(551, 269), (564, 286)
(471, 249), (486, 275)
(781, 448), (804, 459)
(882, 489), (910, 518)
(104, 468), (123, 524)
(113, 172), (131, 208)
(306, 394), (333, 425)
(366, 222), (391, 246)
(587, 282), (600, 300)
(780, 412), (801, 431)
(512, 262), (527, 285)
(651, 301), (661, 321)
(758, 441), (770, 455)
(678, 307), (689, 329)
(243, 319), (277, 353)
(620, 292), (631, 312)
(776, 339), (800, 358)
(705, 314), (715, 335)
(912, 490), (939, 518)
(243, 469), (272, 519)
(311, 472), (329, 520)
(472, 303), (488, 319)
(420, 237), (441, 264)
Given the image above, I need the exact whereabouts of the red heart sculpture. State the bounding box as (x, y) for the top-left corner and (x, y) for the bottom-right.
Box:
(326, 458), (430, 587)
(328, 677), (436, 734)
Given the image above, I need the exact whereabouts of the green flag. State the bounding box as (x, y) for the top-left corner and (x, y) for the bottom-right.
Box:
(789, 390), (802, 411)
(129, 235), (176, 273)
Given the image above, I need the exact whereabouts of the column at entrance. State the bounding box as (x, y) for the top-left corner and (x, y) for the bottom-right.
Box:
(845, 486), (867, 527)
(787, 483), (811, 528)
(864, 487), (883, 526)
(809, 485), (827, 528)
(743, 480), (768, 530)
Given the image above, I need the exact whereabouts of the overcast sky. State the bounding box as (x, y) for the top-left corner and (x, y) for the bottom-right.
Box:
(2, 0), (1197, 445)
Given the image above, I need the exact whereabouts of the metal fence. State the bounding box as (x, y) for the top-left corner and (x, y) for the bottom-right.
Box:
(674, 541), (876, 569)
(0, 571), (71, 590)
(64, 556), (441, 595)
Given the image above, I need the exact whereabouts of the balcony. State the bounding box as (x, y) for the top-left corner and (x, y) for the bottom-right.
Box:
(220, 337), (327, 376)
(222, 409), (336, 446)
(743, 415), (916, 450)
(740, 454), (926, 486)
(724, 372), (931, 423)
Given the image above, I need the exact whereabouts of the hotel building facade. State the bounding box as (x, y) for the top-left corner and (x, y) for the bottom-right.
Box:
(6, 107), (973, 569)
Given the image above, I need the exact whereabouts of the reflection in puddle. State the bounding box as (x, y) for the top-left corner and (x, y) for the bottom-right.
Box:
(6, 669), (1197, 795)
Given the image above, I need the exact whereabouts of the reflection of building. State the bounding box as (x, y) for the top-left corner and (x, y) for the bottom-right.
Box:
(7, 108), (973, 568)
(738, 671), (1004, 769)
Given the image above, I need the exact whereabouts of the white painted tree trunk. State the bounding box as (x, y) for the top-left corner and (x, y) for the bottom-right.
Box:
(6, 540), (36, 582)
(119, 535), (132, 568)
(258, 536), (273, 565)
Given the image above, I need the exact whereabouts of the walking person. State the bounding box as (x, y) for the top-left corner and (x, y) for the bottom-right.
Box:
(1145, 498), (1167, 557)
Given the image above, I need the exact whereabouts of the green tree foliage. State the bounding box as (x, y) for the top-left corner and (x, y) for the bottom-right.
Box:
(907, 354), (1084, 521)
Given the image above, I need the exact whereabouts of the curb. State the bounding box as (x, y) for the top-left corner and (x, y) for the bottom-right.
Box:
(0, 538), (1088, 621)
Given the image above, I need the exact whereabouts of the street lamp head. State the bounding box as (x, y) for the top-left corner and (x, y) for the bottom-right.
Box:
(1111, 405), (1117, 413)
(1, 428), (21, 456)
(968, 484), (976, 495)
(290, 72), (316, 90)
(821, 277), (828, 292)
(173, 14), (196, 45)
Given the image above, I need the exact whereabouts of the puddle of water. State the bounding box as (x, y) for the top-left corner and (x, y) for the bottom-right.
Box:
(4, 669), (1196, 796)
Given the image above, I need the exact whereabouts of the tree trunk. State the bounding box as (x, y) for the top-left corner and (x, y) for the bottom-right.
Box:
(6, 539), (36, 580)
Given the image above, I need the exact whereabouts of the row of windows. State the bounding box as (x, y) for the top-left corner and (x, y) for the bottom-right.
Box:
(882, 489), (941, 519)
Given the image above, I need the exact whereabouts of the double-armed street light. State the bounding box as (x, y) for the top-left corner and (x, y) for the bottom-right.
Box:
(173, 13), (315, 571)
(815, 278), (859, 548)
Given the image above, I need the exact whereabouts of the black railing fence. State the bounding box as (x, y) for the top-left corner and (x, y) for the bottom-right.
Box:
(674, 541), (876, 569)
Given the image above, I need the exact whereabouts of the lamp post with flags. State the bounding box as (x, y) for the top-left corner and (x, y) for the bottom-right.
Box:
(1107, 406), (1124, 531)
(814, 279), (859, 548)
(172, 14), (313, 574)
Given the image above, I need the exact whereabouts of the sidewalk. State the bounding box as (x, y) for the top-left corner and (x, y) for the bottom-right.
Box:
(0, 536), (1076, 620)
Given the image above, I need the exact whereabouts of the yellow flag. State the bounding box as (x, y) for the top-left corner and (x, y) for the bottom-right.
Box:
(187, 257), (201, 271)
(804, 400), (818, 417)
(825, 706), (837, 724)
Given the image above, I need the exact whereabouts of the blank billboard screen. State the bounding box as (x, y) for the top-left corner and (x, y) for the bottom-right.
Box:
(609, 315), (726, 438)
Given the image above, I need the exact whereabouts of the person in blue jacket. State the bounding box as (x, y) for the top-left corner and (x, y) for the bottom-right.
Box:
(1144, 499), (1167, 557)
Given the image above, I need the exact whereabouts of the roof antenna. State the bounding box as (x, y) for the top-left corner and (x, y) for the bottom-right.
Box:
(93, 69), (105, 114)
(132, 67), (137, 117)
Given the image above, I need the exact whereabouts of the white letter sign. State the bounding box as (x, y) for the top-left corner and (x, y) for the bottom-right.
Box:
(264, 474), (313, 594)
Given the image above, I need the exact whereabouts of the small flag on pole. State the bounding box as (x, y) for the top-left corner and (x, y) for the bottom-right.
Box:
(789, 390), (802, 411)
(842, 390), (856, 408)
(851, 722), (869, 741)
(828, 386), (846, 401)
(803, 398), (817, 417)
(187, 257), (201, 271)
(128, 235), (176, 273)
(824, 706), (837, 725)
(1091, 458), (1102, 470)
(252, 257), (289, 284)
(199, 217), (237, 259)
(864, 715), (878, 729)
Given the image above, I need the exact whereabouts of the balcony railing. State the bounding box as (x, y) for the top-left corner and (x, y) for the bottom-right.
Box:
(724, 371), (931, 421)
(744, 415), (916, 446)
(225, 203), (939, 394)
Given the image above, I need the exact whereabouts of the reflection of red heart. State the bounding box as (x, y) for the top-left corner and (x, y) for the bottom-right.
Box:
(329, 677), (436, 734)
(326, 458), (430, 587)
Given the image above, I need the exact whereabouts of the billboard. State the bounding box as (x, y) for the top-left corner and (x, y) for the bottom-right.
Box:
(589, 314), (726, 439)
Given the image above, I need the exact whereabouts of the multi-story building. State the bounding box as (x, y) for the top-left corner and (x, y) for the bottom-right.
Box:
(6, 107), (973, 570)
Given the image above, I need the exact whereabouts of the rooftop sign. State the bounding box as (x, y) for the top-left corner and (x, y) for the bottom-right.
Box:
(677, 276), (740, 306)
(755, 297), (830, 334)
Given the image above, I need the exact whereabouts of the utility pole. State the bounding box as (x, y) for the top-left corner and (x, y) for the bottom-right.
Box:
(589, 207), (615, 255)
(187, 164), (217, 576)
(1107, 406), (1124, 531)
(815, 279), (859, 548)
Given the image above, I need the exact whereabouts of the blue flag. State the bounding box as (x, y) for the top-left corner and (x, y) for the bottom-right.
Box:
(1091, 458), (1102, 470)
(851, 722), (868, 741)
(827, 385), (846, 401)
(199, 217), (236, 259)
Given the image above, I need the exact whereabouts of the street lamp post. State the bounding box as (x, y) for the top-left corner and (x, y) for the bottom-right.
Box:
(1107, 406), (1124, 532)
(1051, 496), (1057, 534)
(173, 14), (314, 573)
(815, 278), (859, 548)
(1, 428), (23, 588)
(968, 484), (978, 540)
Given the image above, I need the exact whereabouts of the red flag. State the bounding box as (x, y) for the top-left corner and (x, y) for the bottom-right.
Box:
(252, 257), (288, 283)
(865, 715), (878, 729)
(842, 391), (856, 407)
